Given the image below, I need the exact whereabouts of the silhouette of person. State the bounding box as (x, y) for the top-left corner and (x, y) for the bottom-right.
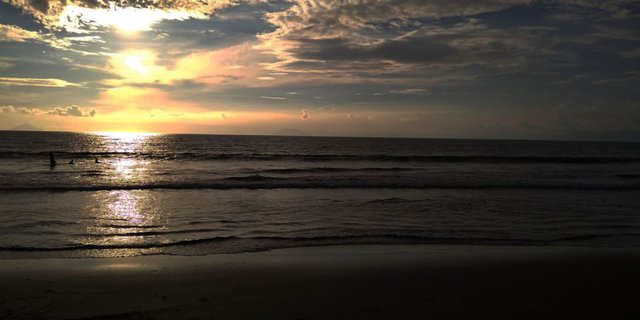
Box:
(49, 152), (57, 167)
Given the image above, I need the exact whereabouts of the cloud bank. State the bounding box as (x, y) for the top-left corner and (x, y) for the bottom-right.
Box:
(1, 104), (97, 117)
(3, 0), (256, 31)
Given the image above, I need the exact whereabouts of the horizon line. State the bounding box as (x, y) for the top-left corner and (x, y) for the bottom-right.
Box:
(1, 129), (639, 144)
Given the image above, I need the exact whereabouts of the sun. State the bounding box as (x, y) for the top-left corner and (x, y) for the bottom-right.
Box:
(110, 50), (163, 82)
(124, 54), (151, 75)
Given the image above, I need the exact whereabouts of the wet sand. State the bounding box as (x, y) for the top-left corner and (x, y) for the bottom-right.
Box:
(1, 245), (639, 319)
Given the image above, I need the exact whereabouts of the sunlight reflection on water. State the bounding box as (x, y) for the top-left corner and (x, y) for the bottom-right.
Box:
(94, 131), (156, 182)
(80, 132), (165, 255)
(112, 158), (146, 181)
(107, 190), (144, 223)
(91, 132), (160, 225)
(80, 190), (165, 257)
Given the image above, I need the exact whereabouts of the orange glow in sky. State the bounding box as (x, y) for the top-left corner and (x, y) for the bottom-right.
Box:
(1, 1), (638, 140)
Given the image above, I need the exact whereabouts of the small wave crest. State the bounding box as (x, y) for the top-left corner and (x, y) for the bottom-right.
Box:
(98, 224), (162, 229)
(223, 175), (283, 181)
(365, 197), (423, 204)
(76, 228), (222, 237)
(2, 233), (639, 254)
(3, 151), (640, 164)
(1, 180), (638, 192)
(255, 167), (417, 174)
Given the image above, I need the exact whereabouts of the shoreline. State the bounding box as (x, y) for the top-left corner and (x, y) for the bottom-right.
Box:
(2, 239), (637, 260)
(2, 244), (640, 319)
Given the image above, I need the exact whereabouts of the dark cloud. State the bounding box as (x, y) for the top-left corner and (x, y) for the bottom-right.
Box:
(258, 0), (639, 95)
(24, 0), (48, 13)
(291, 36), (457, 64)
(265, 0), (533, 38)
(552, 0), (640, 21)
(258, 2), (564, 85)
(266, 19), (563, 85)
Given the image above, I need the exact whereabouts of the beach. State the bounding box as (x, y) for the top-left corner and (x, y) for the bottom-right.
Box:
(1, 133), (639, 319)
(2, 0), (639, 317)
(2, 244), (639, 319)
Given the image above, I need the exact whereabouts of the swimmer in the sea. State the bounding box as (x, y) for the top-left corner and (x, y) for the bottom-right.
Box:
(49, 152), (57, 167)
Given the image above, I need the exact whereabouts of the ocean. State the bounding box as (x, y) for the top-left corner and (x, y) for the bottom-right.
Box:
(1, 131), (639, 258)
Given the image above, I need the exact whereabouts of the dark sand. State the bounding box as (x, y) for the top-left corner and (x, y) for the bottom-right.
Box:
(1, 245), (639, 319)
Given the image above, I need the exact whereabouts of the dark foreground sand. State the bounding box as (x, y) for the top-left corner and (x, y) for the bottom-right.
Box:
(1, 245), (639, 319)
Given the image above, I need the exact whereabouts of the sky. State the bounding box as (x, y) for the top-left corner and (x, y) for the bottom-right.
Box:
(0, 0), (638, 140)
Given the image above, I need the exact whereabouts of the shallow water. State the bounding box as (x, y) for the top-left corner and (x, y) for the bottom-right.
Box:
(1, 131), (639, 257)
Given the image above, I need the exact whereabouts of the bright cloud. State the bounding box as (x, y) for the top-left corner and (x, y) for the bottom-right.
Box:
(58, 4), (207, 34)
(0, 23), (70, 48)
(4, 0), (248, 31)
(0, 77), (80, 87)
(0, 23), (41, 42)
(1, 104), (96, 117)
(106, 43), (273, 87)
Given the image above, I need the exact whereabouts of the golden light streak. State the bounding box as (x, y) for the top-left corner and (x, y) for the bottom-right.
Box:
(90, 131), (160, 138)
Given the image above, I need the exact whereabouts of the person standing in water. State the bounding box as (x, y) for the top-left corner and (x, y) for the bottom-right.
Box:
(49, 152), (57, 167)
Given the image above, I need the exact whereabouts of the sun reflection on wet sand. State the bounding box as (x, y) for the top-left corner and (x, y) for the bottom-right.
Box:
(93, 263), (146, 270)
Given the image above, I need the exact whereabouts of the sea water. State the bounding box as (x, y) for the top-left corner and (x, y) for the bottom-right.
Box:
(1, 131), (639, 257)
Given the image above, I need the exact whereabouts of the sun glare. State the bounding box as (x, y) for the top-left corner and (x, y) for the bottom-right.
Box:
(109, 8), (161, 33)
(110, 50), (164, 82)
(58, 4), (206, 34)
(91, 131), (159, 138)
(124, 55), (151, 75)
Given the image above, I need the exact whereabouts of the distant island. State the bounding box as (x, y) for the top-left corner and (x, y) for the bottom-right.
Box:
(10, 123), (42, 131)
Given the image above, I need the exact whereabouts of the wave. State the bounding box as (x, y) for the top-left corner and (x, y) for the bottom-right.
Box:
(613, 174), (640, 179)
(1, 179), (638, 192)
(2, 233), (639, 253)
(254, 167), (417, 174)
(0, 151), (150, 159)
(365, 197), (426, 204)
(9, 220), (79, 228)
(98, 224), (162, 229)
(366, 197), (427, 204)
(2, 150), (640, 164)
(223, 174), (283, 181)
(76, 228), (223, 237)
